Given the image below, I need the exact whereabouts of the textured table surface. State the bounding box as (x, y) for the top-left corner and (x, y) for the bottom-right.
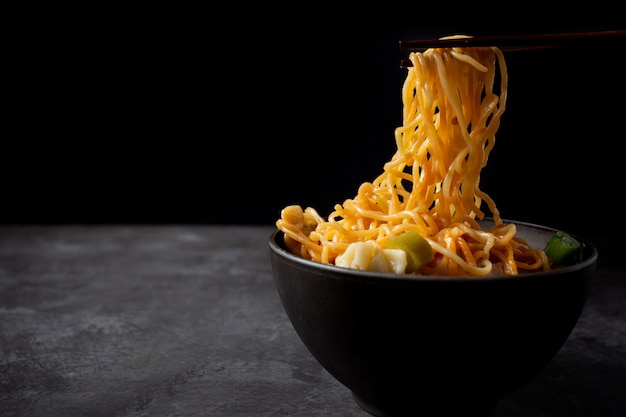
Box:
(0, 225), (624, 417)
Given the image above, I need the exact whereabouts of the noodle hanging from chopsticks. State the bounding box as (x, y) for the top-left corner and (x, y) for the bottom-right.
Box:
(276, 44), (549, 276)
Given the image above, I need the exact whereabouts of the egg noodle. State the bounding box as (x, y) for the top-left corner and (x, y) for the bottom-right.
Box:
(276, 42), (549, 276)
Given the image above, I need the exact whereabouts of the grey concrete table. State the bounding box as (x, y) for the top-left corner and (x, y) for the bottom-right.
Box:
(0, 225), (624, 417)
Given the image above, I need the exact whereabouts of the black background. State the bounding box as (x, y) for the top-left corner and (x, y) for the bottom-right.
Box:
(4, 7), (625, 240)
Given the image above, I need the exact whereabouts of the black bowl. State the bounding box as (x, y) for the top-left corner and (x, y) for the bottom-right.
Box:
(269, 219), (598, 416)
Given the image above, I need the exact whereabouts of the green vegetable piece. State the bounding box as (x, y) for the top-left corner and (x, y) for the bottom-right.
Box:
(385, 231), (434, 273)
(544, 231), (584, 266)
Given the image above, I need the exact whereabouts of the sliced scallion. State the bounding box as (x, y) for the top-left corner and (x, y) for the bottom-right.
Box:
(544, 231), (584, 266)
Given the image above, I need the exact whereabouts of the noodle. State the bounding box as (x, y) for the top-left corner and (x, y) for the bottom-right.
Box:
(276, 43), (549, 276)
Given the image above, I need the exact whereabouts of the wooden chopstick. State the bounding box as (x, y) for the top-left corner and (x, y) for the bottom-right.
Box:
(399, 30), (626, 50)
(399, 30), (626, 67)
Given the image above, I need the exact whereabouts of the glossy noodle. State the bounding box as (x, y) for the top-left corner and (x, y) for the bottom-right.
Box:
(276, 43), (549, 276)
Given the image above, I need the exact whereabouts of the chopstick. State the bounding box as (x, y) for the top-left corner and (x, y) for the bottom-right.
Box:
(399, 30), (626, 67)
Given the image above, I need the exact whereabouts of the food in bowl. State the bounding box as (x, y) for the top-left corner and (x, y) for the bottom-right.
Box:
(270, 37), (598, 415)
(269, 221), (597, 415)
(275, 40), (587, 277)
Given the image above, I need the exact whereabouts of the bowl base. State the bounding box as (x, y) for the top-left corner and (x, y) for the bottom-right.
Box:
(352, 392), (493, 417)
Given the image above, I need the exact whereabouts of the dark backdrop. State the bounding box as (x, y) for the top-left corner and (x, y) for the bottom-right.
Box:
(4, 8), (624, 240)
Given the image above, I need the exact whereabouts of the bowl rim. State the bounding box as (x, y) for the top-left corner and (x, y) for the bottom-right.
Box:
(269, 218), (598, 283)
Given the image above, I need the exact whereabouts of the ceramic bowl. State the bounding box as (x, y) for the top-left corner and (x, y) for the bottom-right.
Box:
(268, 219), (598, 416)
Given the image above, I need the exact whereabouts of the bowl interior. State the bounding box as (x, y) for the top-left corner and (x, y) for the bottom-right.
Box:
(270, 218), (598, 281)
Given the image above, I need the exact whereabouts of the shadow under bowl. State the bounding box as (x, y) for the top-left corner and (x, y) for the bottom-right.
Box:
(269, 219), (598, 416)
